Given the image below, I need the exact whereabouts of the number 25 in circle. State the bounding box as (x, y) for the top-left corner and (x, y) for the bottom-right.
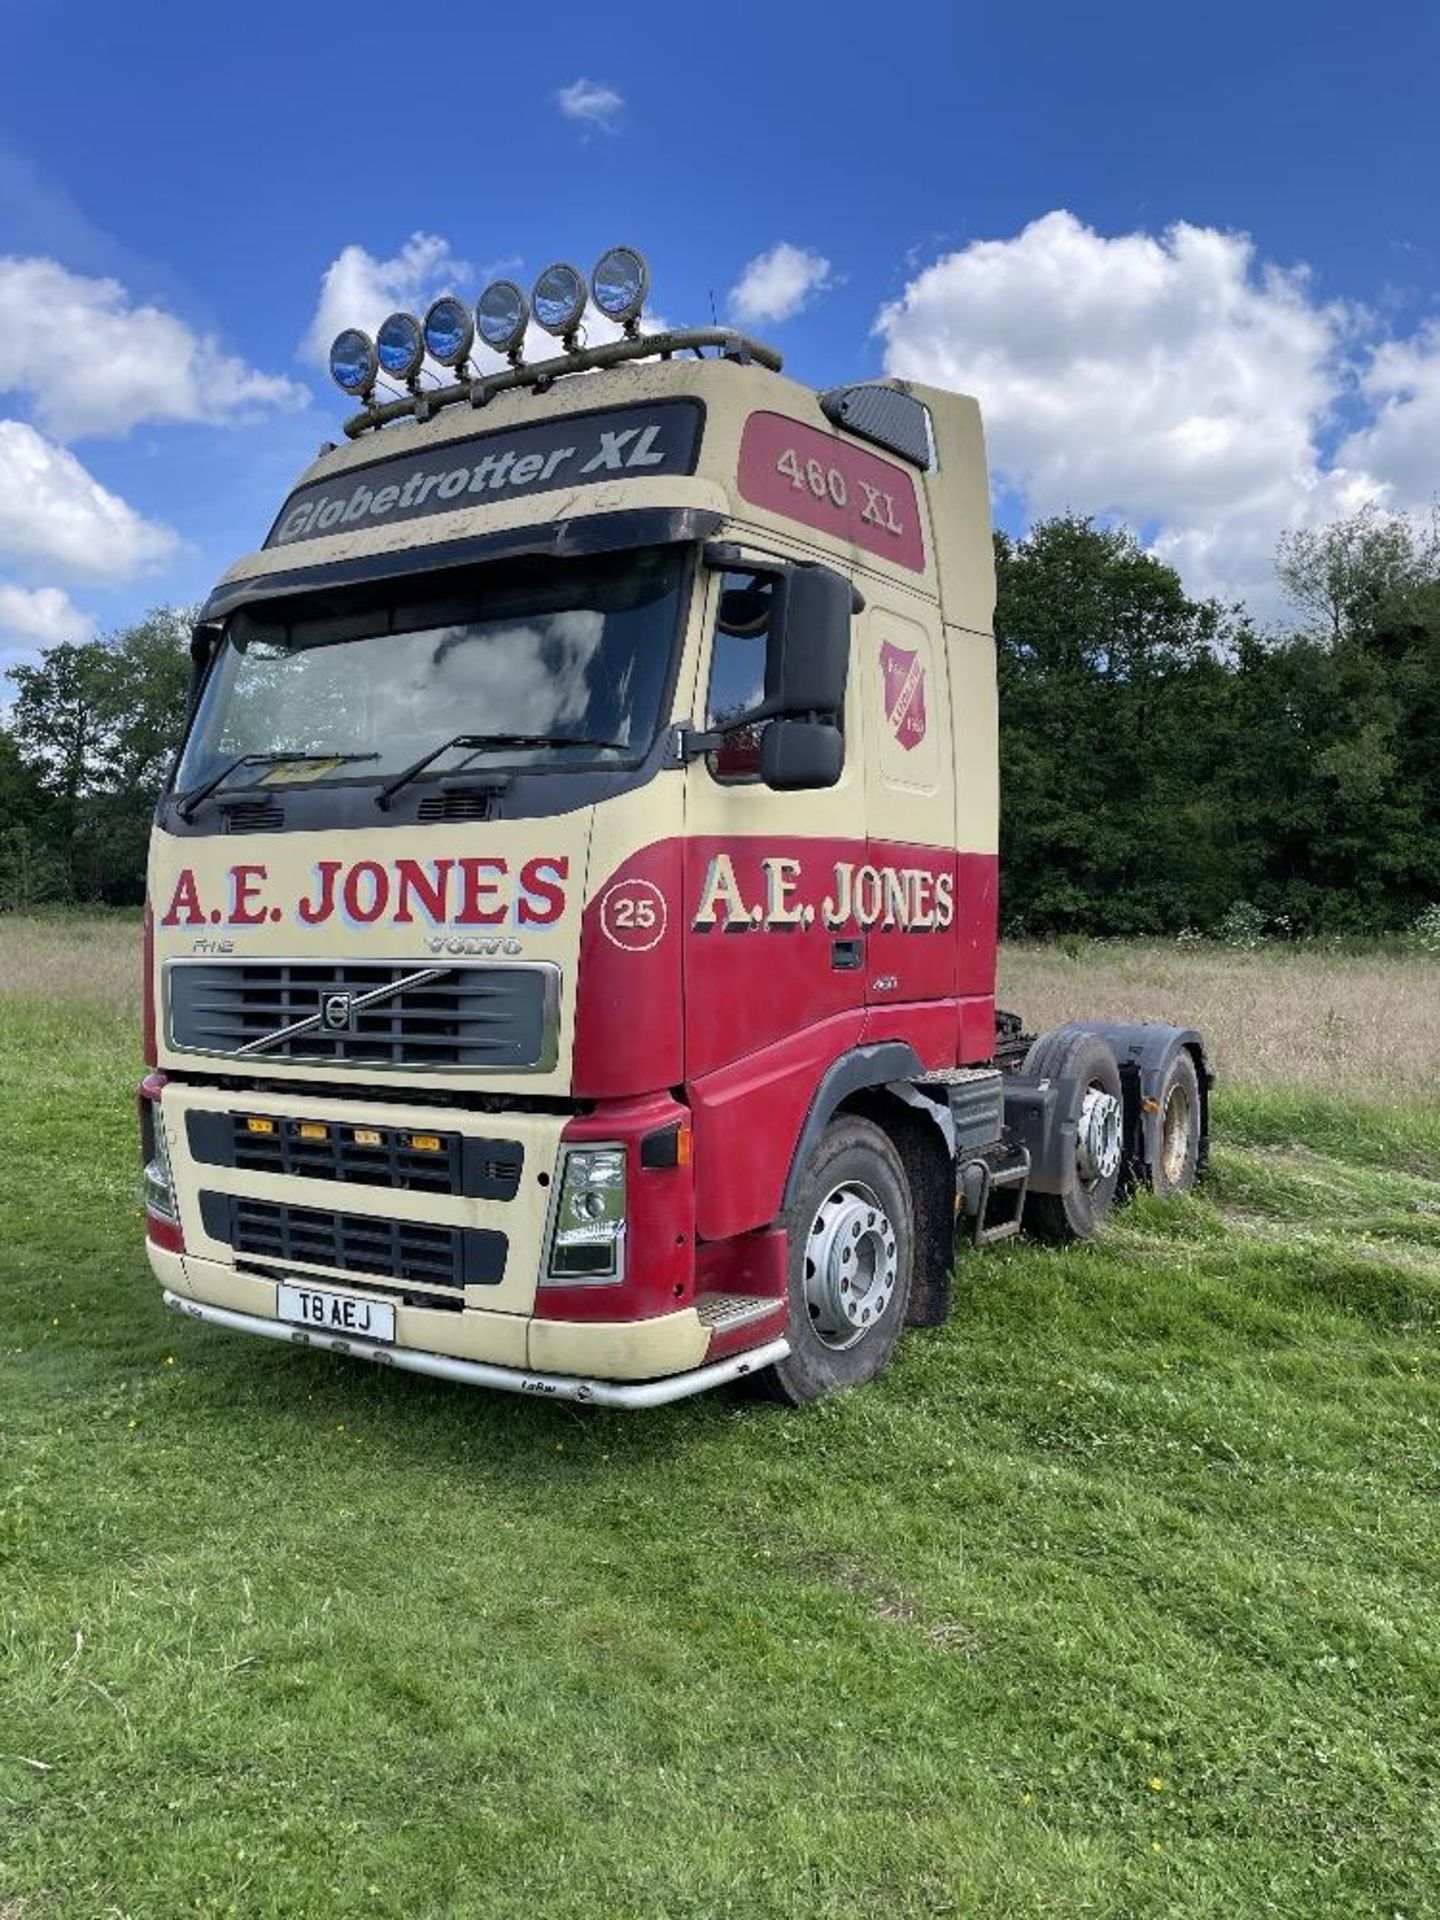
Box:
(599, 878), (668, 951)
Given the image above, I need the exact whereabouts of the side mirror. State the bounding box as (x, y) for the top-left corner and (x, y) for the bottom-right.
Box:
(760, 718), (844, 791)
(762, 563), (853, 719)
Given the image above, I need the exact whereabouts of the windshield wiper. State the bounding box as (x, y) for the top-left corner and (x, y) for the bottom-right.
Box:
(375, 732), (628, 811)
(175, 750), (381, 822)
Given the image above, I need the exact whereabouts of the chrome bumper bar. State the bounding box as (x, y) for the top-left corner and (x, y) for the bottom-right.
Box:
(161, 1290), (788, 1409)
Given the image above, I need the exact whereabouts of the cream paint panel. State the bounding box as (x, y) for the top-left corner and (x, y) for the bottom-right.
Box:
(862, 598), (954, 847)
(528, 1309), (710, 1380)
(161, 1087), (567, 1319)
(234, 356), (947, 603)
(166, 1255), (532, 1368)
(149, 812), (594, 1098)
(949, 625), (1000, 854)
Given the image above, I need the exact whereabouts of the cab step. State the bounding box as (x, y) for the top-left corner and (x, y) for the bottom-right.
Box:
(958, 1139), (1031, 1247)
(695, 1293), (784, 1333)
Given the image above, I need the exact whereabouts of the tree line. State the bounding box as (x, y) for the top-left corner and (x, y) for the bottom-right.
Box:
(1, 508), (1437, 934)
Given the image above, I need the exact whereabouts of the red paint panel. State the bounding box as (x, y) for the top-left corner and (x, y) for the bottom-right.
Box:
(147, 1211), (184, 1254)
(957, 851), (999, 1000)
(685, 835), (865, 1081)
(860, 999), (960, 1071)
(864, 840), (959, 1012)
(737, 412), (926, 573)
(535, 1095), (695, 1323)
(573, 839), (684, 1099)
(689, 1009), (866, 1241)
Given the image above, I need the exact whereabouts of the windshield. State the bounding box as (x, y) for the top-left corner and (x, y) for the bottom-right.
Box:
(176, 545), (687, 794)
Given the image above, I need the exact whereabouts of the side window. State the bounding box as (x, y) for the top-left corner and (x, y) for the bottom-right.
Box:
(704, 571), (772, 784)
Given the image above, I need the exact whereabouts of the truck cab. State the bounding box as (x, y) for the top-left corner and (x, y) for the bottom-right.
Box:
(141, 253), (1209, 1406)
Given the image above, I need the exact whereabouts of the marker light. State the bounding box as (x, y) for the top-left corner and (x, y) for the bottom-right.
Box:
(476, 279), (530, 357)
(376, 310), (425, 383)
(329, 328), (377, 397)
(532, 262), (587, 340)
(591, 246), (649, 329)
(423, 294), (474, 368)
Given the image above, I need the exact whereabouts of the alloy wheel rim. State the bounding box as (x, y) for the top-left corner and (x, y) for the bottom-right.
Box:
(803, 1178), (899, 1351)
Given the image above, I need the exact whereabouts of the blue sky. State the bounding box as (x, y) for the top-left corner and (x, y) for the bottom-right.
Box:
(1, 0), (1437, 666)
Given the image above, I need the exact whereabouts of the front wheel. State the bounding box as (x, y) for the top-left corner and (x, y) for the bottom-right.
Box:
(763, 1116), (914, 1406)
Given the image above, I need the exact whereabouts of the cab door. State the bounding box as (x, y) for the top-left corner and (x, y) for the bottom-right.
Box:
(857, 593), (958, 1046)
(683, 560), (868, 1082)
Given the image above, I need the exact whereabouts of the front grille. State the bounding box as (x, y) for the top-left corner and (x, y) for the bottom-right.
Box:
(167, 961), (555, 1070)
(185, 1109), (524, 1199)
(199, 1191), (506, 1287)
(221, 800), (285, 832)
(417, 790), (498, 822)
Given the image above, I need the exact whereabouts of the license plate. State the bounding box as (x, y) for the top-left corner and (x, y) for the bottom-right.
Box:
(277, 1282), (395, 1343)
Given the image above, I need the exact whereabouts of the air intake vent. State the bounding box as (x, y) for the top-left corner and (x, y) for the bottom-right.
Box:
(200, 1191), (506, 1287)
(166, 961), (557, 1070)
(221, 800), (285, 833)
(417, 790), (499, 823)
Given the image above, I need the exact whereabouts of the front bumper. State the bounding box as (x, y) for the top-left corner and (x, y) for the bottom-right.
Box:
(158, 1284), (787, 1409)
(148, 1241), (781, 1394)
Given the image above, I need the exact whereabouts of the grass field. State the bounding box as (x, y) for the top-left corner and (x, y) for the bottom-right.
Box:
(3, 920), (1439, 1917)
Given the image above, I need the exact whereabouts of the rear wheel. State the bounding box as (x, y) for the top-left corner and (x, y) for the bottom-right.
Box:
(764, 1116), (914, 1406)
(1151, 1049), (1201, 1197)
(1022, 1029), (1125, 1243)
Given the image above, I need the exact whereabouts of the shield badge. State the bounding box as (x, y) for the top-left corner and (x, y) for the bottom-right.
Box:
(880, 641), (927, 752)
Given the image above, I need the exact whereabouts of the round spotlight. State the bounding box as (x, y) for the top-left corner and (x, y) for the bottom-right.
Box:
(329, 328), (377, 397)
(475, 279), (529, 357)
(376, 311), (425, 382)
(532, 262), (587, 340)
(591, 246), (649, 328)
(423, 294), (474, 369)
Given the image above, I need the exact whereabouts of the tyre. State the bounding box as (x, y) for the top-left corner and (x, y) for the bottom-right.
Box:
(1151, 1049), (1201, 1198)
(1022, 1028), (1125, 1243)
(763, 1116), (914, 1406)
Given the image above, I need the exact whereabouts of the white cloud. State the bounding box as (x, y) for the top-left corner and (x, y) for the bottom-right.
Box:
(1336, 319), (1440, 512)
(0, 255), (306, 440)
(0, 581), (95, 647)
(555, 79), (624, 133)
(0, 420), (177, 583)
(875, 210), (1415, 611)
(730, 243), (833, 327)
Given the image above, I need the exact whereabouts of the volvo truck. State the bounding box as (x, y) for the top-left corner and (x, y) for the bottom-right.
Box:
(140, 248), (1211, 1407)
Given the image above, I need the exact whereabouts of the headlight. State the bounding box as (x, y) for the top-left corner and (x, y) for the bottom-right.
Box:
(531, 262), (587, 341)
(376, 310), (425, 382)
(591, 245), (648, 328)
(140, 1081), (177, 1223)
(546, 1145), (626, 1280)
(423, 294), (474, 369)
(476, 279), (529, 357)
(329, 327), (377, 397)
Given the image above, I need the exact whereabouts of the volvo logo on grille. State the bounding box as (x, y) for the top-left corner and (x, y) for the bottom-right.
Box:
(321, 991), (355, 1032)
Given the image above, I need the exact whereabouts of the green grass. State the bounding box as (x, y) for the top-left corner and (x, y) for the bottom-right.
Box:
(3, 987), (1440, 1917)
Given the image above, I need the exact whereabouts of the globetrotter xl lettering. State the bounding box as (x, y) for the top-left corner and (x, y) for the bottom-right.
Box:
(158, 857), (570, 929)
(265, 401), (703, 549)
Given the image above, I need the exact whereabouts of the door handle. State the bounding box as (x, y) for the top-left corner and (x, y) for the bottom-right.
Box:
(830, 938), (864, 971)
